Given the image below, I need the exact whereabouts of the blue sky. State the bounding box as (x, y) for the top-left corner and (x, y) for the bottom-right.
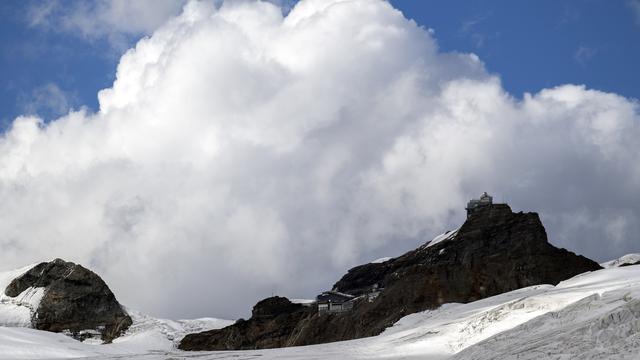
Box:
(1, 0), (638, 128)
(0, 1), (116, 128)
(392, 0), (640, 99)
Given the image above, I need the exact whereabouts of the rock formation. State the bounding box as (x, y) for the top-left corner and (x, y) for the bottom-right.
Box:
(180, 203), (602, 350)
(4, 258), (132, 342)
(179, 296), (312, 350)
(620, 261), (640, 267)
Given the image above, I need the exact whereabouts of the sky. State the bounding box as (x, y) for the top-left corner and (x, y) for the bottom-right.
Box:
(0, 0), (639, 320)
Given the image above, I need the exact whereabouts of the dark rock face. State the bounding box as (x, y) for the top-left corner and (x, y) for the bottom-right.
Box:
(180, 296), (312, 350)
(251, 296), (305, 318)
(4, 258), (132, 342)
(179, 204), (602, 350)
(620, 261), (640, 267)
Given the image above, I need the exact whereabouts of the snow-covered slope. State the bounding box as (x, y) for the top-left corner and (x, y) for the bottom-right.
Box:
(424, 227), (460, 249)
(0, 263), (43, 327)
(0, 264), (233, 358)
(0, 309), (234, 359)
(601, 253), (640, 268)
(369, 228), (461, 265)
(370, 257), (392, 264)
(1, 260), (639, 359)
(115, 310), (233, 349)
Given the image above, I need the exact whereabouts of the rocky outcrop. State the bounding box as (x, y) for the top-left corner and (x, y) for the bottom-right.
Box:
(620, 261), (640, 267)
(180, 204), (602, 350)
(179, 296), (313, 350)
(4, 258), (132, 342)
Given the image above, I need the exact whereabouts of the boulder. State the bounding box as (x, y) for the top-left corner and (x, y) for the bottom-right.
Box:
(4, 258), (132, 342)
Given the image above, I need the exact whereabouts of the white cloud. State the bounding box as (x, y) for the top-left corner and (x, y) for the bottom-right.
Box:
(3, 0), (640, 319)
(27, 0), (187, 50)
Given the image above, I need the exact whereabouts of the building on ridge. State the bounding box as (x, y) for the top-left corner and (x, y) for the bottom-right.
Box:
(316, 291), (355, 314)
(465, 192), (493, 218)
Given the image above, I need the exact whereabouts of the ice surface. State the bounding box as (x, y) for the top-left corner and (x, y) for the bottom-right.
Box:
(0, 309), (234, 359)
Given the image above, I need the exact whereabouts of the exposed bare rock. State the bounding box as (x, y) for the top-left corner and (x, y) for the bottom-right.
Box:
(180, 204), (602, 350)
(179, 296), (312, 350)
(4, 258), (132, 343)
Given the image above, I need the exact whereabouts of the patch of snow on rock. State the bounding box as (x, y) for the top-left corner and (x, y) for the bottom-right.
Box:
(0, 263), (43, 327)
(371, 257), (392, 264)
(425, 227), (461, 249)
(290, 299), (316, 305)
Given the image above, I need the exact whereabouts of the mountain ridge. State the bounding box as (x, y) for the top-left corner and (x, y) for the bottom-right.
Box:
(179, 203), (602, 350)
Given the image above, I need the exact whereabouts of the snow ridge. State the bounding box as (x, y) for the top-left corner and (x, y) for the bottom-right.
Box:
(601, 253), (640, 268)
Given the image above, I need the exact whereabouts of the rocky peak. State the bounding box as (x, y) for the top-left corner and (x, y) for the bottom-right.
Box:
(252, 296), (303, 318)
(180, 296), (312, 350)
(4, 258), (132, 343)
(463, 203), (517, 226)
(180, 203), (602, 351)
(6, 258), (78, 297)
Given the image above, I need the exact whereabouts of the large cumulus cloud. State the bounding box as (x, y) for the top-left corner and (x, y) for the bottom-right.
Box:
(1, 0), (639, 319)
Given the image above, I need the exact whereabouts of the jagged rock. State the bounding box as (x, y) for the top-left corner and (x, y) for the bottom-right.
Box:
(251, 296), (304, 318)
(179, 296), (311, 350)
(179, 204), (602, 350)
(4, 258), (132, 343)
